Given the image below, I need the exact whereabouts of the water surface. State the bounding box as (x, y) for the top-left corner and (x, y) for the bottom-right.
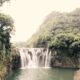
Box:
(7, 68), (75, 80)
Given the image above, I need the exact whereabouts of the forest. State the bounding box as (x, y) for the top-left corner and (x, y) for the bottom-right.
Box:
(27, 8), (80, 58)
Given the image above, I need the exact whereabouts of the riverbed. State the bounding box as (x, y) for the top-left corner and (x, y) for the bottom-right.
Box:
(7, 68), (75, 80)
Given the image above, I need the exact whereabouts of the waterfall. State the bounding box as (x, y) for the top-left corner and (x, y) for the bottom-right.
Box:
(19, 48), (51, 69)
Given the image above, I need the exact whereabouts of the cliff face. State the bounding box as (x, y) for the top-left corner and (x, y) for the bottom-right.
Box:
(11, 48), (21, 69)
(50, 55), (80, 68)
(0, 59), (12, 80)
(0, 50), (21, 80)
(12, 54), (21, 69)
(11, 48), (80, 69)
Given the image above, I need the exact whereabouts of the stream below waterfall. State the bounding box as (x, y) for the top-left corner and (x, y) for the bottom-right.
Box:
(7, 68), (75, 80)
(8, 48), (76, 80)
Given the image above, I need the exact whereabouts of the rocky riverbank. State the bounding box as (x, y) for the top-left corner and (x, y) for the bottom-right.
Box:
(74, 70), (80, 80)
(0, 48), (21, 80)
(11, 48), (80, 69)
(50, 55), (80, 69)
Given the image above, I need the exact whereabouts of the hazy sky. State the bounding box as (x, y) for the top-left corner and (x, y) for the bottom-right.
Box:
(0, 0), (80, 42)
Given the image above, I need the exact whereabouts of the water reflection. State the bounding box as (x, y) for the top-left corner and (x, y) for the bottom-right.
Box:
(7, 68), (75, 80)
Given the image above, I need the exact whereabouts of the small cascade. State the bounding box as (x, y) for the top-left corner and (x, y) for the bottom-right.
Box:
(19, 48), (51, 69)
(45, 49), (51, 67)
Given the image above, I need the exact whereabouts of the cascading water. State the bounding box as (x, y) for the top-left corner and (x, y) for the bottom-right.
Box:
(19, 48), (51, 69)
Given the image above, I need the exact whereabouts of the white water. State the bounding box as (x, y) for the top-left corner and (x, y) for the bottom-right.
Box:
(19, 48), (51, 69)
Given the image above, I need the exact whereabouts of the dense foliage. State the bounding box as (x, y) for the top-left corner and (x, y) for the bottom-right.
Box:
(0, 1), (14, 79)
(26, 8), (80, 57)
(0, 13), (14, 79)
(0, 13), (14, 60)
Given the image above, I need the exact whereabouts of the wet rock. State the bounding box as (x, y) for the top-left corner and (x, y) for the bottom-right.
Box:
(12, 48), (21, 69)
(12, 54), (21, 69)
(50, 55), (79, 68)
(74, 70), (80, 80)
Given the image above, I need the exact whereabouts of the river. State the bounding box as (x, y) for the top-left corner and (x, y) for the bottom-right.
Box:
(7, 68), (75, 80)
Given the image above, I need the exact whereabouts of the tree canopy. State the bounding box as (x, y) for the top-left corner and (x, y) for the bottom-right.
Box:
(0, 13), (14, 66)
(26, 8), (80, 57)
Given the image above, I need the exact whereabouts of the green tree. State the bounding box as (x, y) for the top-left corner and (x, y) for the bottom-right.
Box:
(0, 0), (10, 6)
(26, 8), (80, 58)
(0, 13), (14, 55)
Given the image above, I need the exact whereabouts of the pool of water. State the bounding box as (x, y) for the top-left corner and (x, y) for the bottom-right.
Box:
(7, 68), (75, 80)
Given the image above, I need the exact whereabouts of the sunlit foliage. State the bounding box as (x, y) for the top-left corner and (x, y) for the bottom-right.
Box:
(26, 8), (80, 57)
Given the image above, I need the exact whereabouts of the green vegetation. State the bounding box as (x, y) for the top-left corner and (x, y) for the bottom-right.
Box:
(0, 13), (14, 80)
(27, 8), (80, 58)
(0, 0), (14, 79)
